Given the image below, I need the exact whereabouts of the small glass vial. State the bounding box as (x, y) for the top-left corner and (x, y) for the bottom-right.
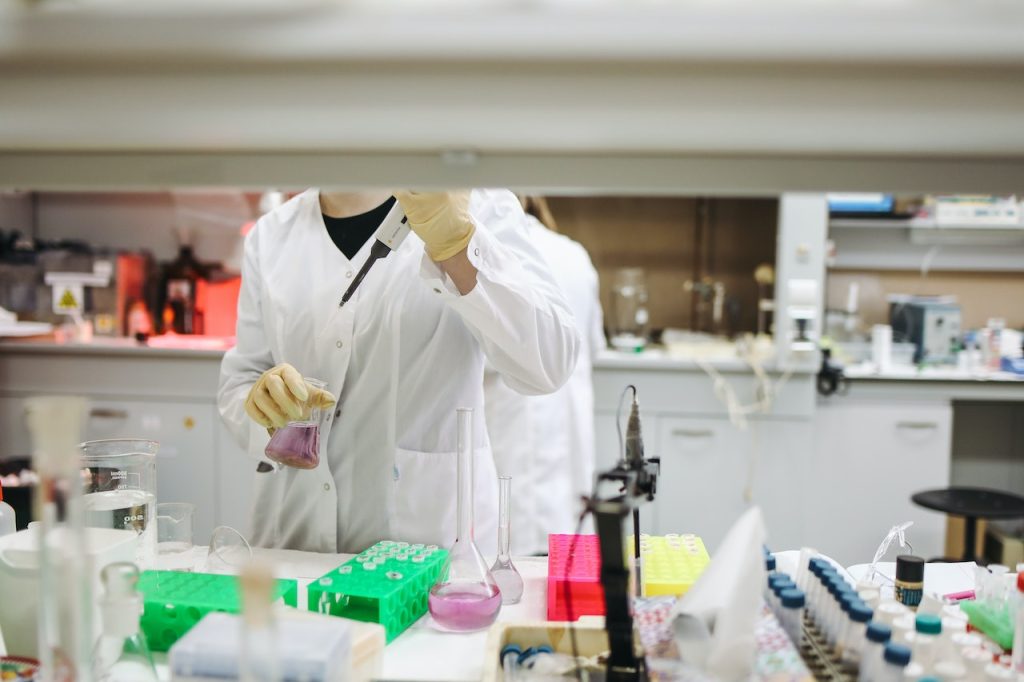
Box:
(895, 555), (926, 610)
(831, 592), (858, 652)
(878, 643), (913, 682)
(859, 622), (893, 682)
(778, 588), (806, 647)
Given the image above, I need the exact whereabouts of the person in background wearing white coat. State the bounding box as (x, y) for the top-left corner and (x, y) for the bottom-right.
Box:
(218, 190), (580, 555)
(483, 196), (604, 555)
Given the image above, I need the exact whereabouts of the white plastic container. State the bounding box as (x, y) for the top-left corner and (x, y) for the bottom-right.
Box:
(0, 526), (138, 658)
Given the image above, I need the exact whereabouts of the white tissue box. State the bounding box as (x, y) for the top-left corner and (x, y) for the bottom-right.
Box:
(169, 612), (351, 682)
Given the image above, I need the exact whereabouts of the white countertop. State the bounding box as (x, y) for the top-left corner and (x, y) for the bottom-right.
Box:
(844, 362), (1024, 384)
(0, 337), (228, 359)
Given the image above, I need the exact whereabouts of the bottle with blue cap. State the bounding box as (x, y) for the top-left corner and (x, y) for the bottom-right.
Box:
(830, 592), (858, 652)
(858, 621), (893, 682)
(877, 642), (912, 682)
(778, 588), (806, 647)
(840, 601), (873, 668)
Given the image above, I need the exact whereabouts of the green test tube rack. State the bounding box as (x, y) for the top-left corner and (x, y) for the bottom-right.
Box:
(306, 540), (449, 643)
(137, 570), (298, 652)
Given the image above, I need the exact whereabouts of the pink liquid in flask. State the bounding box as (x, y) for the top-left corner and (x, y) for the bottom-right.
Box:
(264, 423), (320, 470)
(428, 582), (502, 632)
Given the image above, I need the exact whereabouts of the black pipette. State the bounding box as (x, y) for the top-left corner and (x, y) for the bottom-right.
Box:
(338, 202), (410, 308)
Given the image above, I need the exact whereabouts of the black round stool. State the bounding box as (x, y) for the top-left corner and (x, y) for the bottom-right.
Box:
(912, 487), (1024, 563)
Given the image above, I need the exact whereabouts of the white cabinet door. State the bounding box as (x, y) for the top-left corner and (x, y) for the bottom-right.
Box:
(808, 401), (952, 566)
(750, 420), (812, 551)
(85, 399), (219, 543)
(214, 420), (255, 537)
(654, 417), (750, 552)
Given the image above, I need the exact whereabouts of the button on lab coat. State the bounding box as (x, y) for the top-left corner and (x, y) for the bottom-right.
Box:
(218, 189), (580, 554)
(484, 218), (604, 555)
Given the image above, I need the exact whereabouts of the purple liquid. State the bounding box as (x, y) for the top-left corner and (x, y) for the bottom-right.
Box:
(428, 583), (502, 632)
(264, 423), (320, 470)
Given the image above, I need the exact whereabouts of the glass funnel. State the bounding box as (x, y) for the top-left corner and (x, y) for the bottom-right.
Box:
(264, 378), (327, 470)
(80, 438), (159, 568)
(490, 476), (524, 604)
(428, 408), (502, 631)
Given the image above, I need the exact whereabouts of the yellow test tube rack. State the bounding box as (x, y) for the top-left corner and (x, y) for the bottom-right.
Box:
(631, 534), (710, 597)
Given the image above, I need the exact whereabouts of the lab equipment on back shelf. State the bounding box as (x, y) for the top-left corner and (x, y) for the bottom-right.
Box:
(80, 438), (159, 568)
(428, 408), (502, 632)
(490, 475), (523, 605)
(264, 378), (329, 470)
(609, 267), (649, 351)
(889, 296), (961, 365)
(93, 561), (158, 682)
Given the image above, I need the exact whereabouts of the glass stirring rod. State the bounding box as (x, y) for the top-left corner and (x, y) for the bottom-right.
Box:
(339, 202), (410, 308)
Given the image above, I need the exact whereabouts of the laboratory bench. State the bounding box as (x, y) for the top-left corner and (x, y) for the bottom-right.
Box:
(3, 338), (1022, 567)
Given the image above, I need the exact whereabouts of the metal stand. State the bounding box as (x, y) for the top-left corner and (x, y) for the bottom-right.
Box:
(589, 456), (659, 682)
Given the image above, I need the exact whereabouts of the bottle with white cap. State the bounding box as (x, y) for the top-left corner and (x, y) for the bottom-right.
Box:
(932, 661), (967, 681)
(962, 648), (994, 680)
(92, 562), (159, 681)
(984, 663), (1014, 680)
(860, 622), (893, 682)
(878, 643), (913, 682)
(1011, 572), (1024, 673)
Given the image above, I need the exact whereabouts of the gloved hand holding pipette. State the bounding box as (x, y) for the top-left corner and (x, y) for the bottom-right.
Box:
(394, 190), (476, 262)
(244, 363), (336, 431)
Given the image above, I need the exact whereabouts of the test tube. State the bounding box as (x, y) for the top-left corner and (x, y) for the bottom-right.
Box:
(779, 588), (806, 647)
(911, 614), (942, 674)
(858, 622), (892, 682)
(877, 643), (912, 682)
(840, 602), (873, 668)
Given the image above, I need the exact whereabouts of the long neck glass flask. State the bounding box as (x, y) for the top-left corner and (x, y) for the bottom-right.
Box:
(490, 476), (524, 604)
(428, 408), (502, 631)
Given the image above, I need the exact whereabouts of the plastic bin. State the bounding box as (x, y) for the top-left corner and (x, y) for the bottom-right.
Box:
(0, 526), (139, 658)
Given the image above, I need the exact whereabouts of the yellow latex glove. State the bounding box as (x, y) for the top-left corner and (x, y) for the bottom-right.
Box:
(394, 191), (475, 262)
(244, 363), (336, 431)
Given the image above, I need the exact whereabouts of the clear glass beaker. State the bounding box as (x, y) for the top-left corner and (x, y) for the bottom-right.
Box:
(80, 438), (159, 568)
(428, 408), (502, 631)
(263, 377), (327, 470)
(156, 502), (195, 572)
(206, 525), (254, 574)
(610, 267), (649, 351)
(490, 476), (523, 605)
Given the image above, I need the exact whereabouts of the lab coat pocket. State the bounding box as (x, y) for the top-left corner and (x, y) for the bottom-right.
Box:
(392, 448), (458, 548)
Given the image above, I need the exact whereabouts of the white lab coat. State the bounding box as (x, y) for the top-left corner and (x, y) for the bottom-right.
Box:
(218, 189), (579, 555)
(484, 218), (604, 555)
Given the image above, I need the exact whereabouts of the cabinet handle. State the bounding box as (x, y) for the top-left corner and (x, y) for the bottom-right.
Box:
(896, 421), (938, 430)
(672, 428), (714, 438)
(90, 408), (128, 419)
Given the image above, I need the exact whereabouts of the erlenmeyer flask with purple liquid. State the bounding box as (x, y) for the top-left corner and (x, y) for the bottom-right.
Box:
(428, 407), (502, 632)
(264, 378), (328, 470)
